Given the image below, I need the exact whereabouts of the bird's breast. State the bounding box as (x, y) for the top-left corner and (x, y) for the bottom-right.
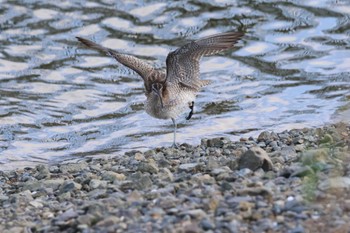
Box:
(145, 88), (196, 120)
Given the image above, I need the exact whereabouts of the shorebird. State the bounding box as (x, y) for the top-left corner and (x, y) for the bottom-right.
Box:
(77, 31), (243, 147)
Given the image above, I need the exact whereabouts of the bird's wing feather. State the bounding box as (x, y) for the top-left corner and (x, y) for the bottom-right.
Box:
(76, 37), (165, 82)
(165, 31), (244, 89)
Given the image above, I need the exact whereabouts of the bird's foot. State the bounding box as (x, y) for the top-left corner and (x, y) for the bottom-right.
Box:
(186, 101), (194, 120)
(171, 143), (179, 149)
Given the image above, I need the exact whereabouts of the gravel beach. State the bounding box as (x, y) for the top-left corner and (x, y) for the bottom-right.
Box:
(1, 123), (349, 233)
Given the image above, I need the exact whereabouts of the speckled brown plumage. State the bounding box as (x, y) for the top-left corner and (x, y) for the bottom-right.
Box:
(76, 31), (244, 147)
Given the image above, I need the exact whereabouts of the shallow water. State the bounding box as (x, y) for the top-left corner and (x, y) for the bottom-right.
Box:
(0, 0), (349, 170)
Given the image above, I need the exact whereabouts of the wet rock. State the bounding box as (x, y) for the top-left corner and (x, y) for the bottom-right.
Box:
(239, 147), (273, 171)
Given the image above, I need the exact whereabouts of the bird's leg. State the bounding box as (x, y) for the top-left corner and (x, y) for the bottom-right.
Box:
(186, 101), (194, 120)
(171, 118), (178, 148)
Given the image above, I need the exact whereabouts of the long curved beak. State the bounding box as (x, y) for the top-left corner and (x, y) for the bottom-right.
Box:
(154, 90), (164, 109)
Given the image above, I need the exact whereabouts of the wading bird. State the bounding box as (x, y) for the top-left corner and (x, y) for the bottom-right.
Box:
(77, 31), (243, 147)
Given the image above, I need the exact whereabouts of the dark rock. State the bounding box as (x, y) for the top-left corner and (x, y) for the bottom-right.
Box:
(206, 137), (231, 148)
(59, 180), (82, 193)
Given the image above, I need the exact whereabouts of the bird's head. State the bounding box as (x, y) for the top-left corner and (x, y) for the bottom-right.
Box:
(151, 83), (164, 108)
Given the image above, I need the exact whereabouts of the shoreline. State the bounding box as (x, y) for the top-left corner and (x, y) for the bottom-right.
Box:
(1, 122), (349, 232)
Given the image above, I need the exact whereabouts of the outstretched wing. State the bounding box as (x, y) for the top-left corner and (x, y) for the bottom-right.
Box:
(165, 31), (244, 90)
(76, 37), (165, 83)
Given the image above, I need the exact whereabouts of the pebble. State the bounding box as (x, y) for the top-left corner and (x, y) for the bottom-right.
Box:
(0, 123), (348, 232)
(178, 163), (198, 172)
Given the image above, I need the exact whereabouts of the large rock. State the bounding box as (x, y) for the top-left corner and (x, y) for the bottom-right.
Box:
(239, 147), (273, 171)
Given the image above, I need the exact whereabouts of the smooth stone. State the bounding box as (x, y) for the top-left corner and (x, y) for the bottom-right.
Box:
(60, 162), (88, 173)
(178, 163), (198, 172)
(77, 214), (96, 225)
(96, 216), (121, 227)
(211, 166), (231, 176)
(29, 200), (44, 208)
(258, 131), (273, 142)
(207, 157), (219, 170)
(59, 180), (82, 193)
(87, 189), (108, 199)
(35, 164), (50, 180)
(280, 146), (298, 162)
(294, 144), (305, 152)
(49, 166), (60, 173)
(134, 152), (145, 161)
(101, 171), (123, 182)
(138, 162), (159, 174)
(238, 187), (273, 200)
(239, 147), (273, 171)
(89, 179), (108, 189)
(159, 168), (174, 182)
(237, 168), (253, 177)
(56, 208), (78, 222)
(11, 190), (33, 203)
(23, 179), (65, 191)
(200, 218), (215, 230)
(181, 209), (207, 219)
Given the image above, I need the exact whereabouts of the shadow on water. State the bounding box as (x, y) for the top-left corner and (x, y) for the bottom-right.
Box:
(0, 0), (349, 169)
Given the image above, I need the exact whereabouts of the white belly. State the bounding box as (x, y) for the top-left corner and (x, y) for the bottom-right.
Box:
(145, 90), (196, 120)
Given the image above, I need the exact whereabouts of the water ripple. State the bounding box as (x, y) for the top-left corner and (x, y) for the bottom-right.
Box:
(0, 0), (349, 169)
